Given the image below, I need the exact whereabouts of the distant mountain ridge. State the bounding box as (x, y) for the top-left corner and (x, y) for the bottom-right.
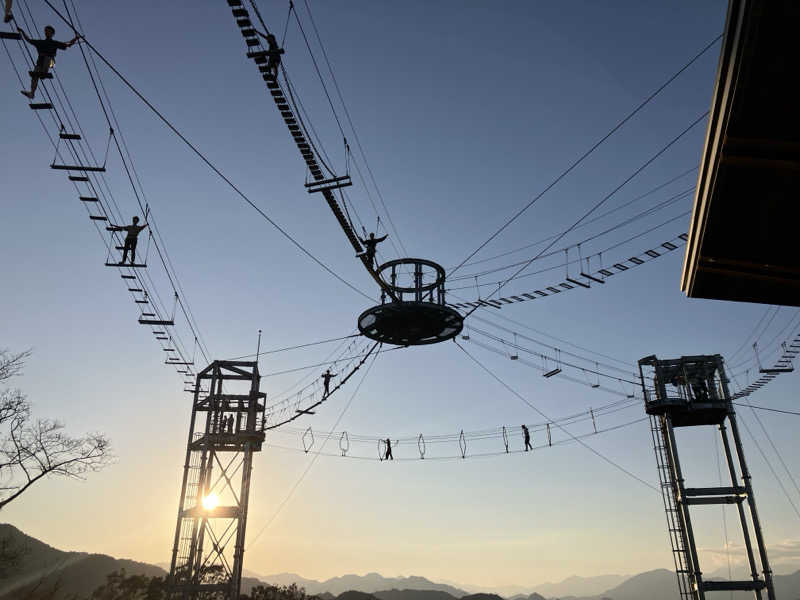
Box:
(3, 524), (799, 600)
(257, 572), (470, 597)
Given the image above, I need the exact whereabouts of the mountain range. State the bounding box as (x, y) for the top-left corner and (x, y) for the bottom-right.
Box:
(2, 524), (799, 600)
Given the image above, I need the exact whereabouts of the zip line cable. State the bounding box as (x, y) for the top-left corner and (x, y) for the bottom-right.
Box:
(461, 111), (708, 319)
(455, 341), (658, 492)
(450, 34), (722, 277)
(732, 403), (800, 417)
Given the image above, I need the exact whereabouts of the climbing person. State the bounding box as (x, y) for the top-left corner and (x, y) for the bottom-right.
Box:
(4, 0), (12, 23)
(321, 369), (337, 397)
(107, 216), (148, 265)
(522, 424), (533, 451)
(264, 33), (284, 78)
(358, 232), (388, 268)
(18, 25), (79, 99)
(384, 438), (393, 461)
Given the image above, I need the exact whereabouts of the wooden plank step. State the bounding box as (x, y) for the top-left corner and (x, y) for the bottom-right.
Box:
(245, 38), (259, 46)
(29, 103), (53, 110)
(60, 133), (81, 140)
(79, 196), (98, 202)
(236, 18), (251, 27)
(231, 8), (248, 18)
(106, 262), (146, 268)
(0, 31), (22, 40)
(51, 164), (106, 172)
(89, 215), (107, 221)
(140, 318), (175, 326)
(69, 175), (89, 181)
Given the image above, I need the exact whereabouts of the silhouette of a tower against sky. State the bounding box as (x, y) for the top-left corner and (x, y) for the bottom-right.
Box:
(167, 361), (266, 600)
(638, 355), (775, 600)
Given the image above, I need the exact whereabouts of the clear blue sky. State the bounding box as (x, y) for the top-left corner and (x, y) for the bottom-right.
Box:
(2, 0), (799, 589)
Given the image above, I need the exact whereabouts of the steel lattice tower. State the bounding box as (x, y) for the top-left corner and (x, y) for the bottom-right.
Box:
(168, 361), (266, 599)
(638, 355), (775, 600)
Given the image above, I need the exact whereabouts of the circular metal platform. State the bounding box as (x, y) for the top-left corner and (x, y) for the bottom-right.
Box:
(358, 301), (463, 346)
(357, 258), (463, 346)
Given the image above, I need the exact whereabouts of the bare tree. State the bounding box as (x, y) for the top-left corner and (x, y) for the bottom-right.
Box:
(0, 349), (112, 510)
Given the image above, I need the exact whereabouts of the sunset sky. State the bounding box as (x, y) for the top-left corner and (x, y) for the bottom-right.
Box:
(2, 0), (799, 591)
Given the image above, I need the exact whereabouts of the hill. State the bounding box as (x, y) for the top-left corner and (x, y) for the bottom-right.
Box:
(0, 524), (164, 600)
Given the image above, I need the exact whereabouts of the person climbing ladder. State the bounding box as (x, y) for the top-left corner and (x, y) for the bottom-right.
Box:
(107, 216), (148, 265)
(18, 24), (79, 99)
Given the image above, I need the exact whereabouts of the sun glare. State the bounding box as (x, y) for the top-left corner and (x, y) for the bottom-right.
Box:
(201, 493), (219, 511)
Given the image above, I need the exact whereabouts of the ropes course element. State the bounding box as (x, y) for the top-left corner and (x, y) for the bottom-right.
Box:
(449, 185), (694, 283)
(265, 415), (649, 462)
(455, 341), (658, 491)
(449, 34), (722, 278)
(3, 0), (209, 384)
(460, 110), (709, 320)
(222, 0), (398, 301)
(274, 396), (639, 446)
(731, 337), (798, 399)
(261, 341), (381, 431)
(449, 232), (688, 310)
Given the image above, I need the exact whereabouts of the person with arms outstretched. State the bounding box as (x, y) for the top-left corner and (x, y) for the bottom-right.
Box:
(321, 369), (337, 397)
(358, 232), (387, 268)
(522, 424), (533, 451)
(18, 25), (79, 99)
(107, 216), (148, 265)
(384, 438), (393, 461)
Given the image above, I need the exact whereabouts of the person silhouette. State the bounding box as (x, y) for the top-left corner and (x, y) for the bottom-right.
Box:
(384, 438), (393, 461)
(220, 415), (228, 434)
(107, 216), (148, 265)
(4, 0), (12, 23)
(522, 424), (533, 451)
(18, 25), (79, 99)
(358, 232), (387, 268)
(321, 369), (337, 397)
(262, 32), (284, 78)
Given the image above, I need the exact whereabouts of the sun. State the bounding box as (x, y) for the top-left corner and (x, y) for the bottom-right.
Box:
(201, 493), (219, 511)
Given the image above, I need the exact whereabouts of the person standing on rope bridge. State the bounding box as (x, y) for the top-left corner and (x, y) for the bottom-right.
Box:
(522, 424), (533, 451)
(18, 25), (79, 99)
(384, 438), (393, 461)
(358, 232), (388, 269)
(321, 368), (337, 397)
(4, 0), (13, 23)
(107, 216), (148, 265)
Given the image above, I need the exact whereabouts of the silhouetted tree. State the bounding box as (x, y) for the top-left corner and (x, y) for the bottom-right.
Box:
(89, 569), (168, 599)
(241, 583), (314, 600)
(0, 349), (112, 510)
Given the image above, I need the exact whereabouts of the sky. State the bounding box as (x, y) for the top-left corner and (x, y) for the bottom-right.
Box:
(2, 0), (800, 591)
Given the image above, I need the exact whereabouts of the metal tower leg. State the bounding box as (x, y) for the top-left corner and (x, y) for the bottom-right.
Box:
(726, 413), (776, 600)
(719, 421), (763, 600)
(167, 361), (266, 600)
